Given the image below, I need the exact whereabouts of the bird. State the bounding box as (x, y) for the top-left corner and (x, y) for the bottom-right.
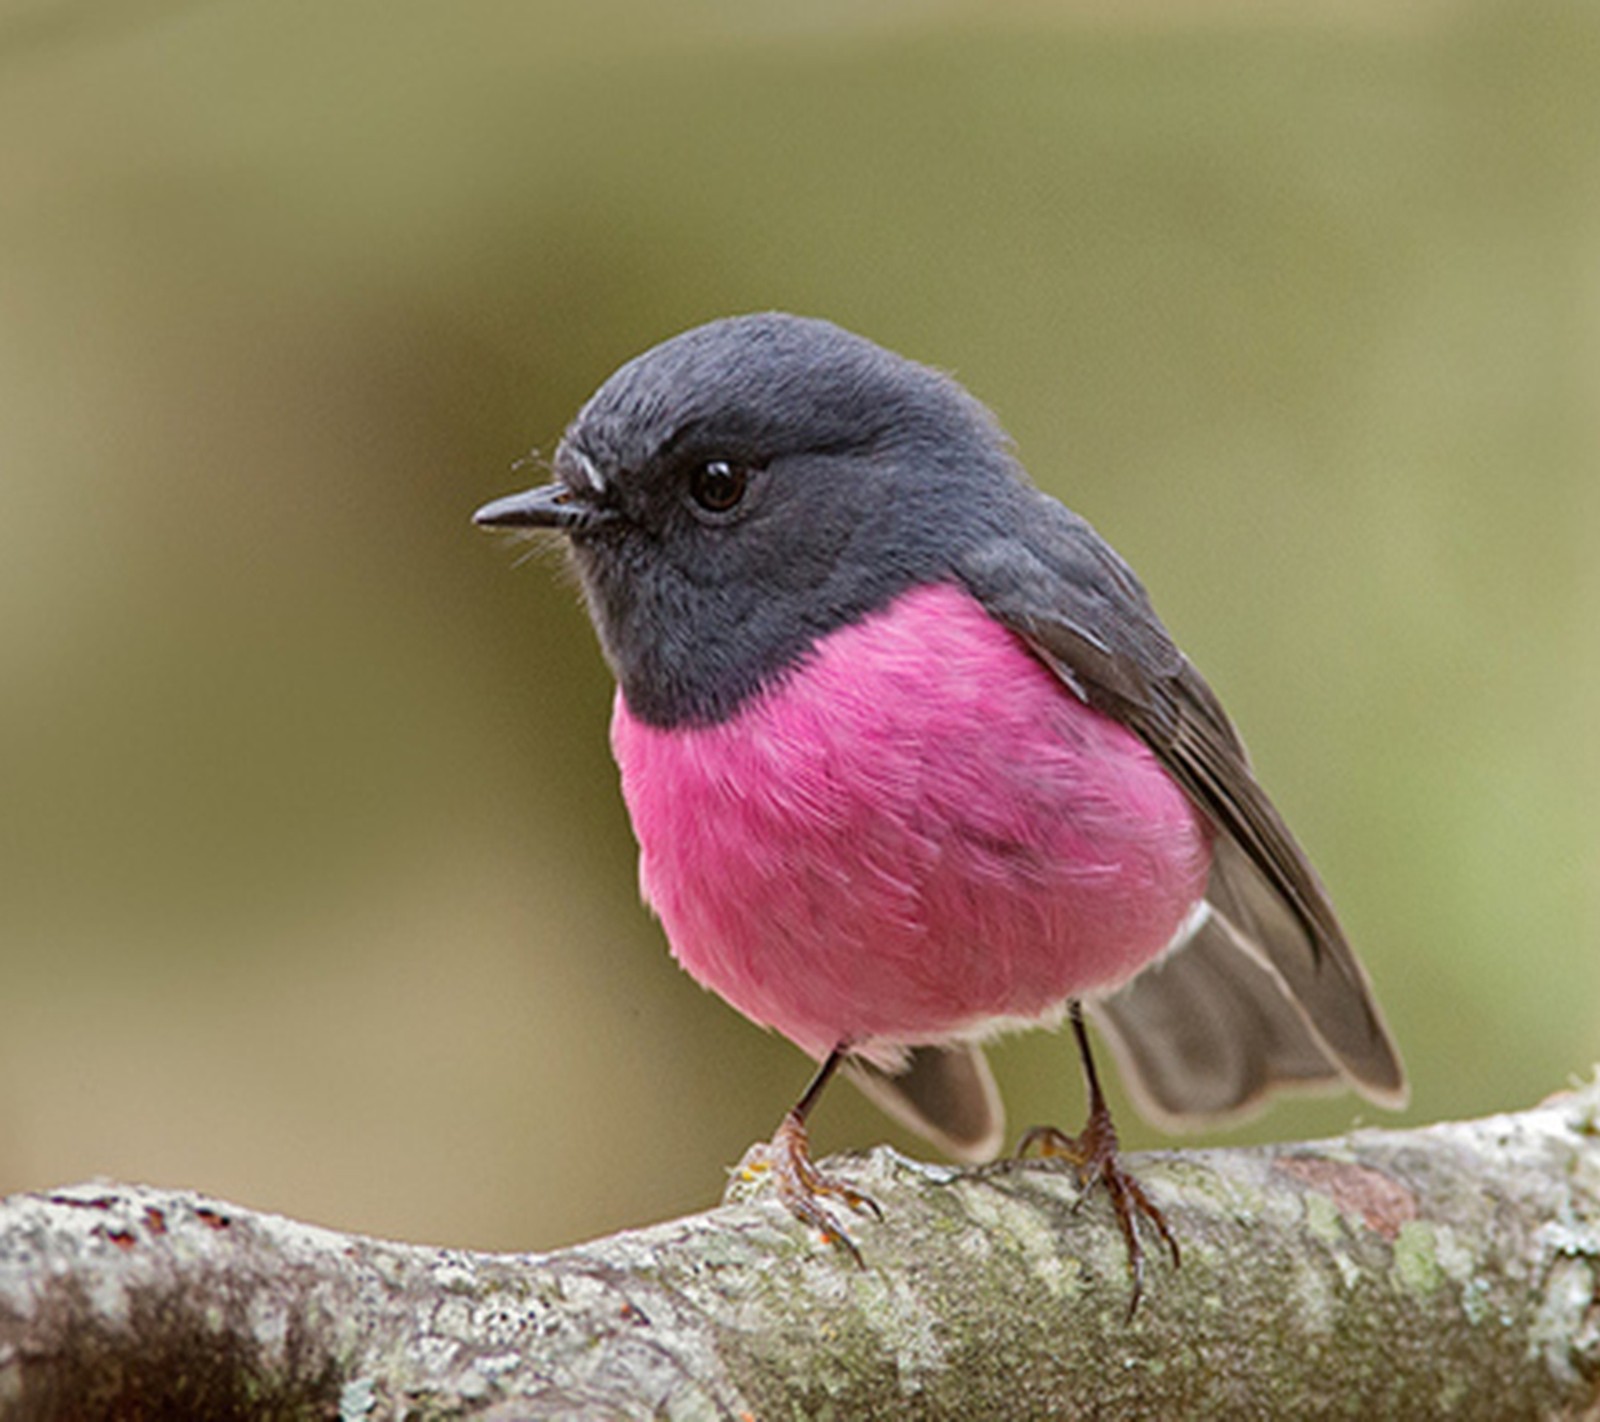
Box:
(474, 312), (1406, 1303)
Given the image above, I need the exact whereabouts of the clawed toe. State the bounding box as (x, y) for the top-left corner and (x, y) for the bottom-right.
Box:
(1016, 1115), (1179, 1315)
(1016, 1003), (1182, 1315)
(738, 1109), (880, 1265)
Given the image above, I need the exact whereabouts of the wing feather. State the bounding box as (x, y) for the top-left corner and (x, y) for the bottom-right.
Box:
(960, 498), (1406, 1114)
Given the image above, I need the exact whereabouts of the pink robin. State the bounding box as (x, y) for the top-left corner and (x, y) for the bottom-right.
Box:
(476, 313), (1406, 1305)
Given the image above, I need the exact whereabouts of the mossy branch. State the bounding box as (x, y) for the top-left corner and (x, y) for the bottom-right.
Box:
(3, 1082), (1600, 1419)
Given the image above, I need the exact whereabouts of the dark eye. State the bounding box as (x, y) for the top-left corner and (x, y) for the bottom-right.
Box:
(688, 459), (748, 514)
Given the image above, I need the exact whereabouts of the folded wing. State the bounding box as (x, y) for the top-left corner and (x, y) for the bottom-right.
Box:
(959, 497), (1406, 1124)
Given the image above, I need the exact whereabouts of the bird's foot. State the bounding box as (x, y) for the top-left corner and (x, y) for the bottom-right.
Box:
(735, 1109), (882, 1266)
(1017, 1099), (1179, 1314)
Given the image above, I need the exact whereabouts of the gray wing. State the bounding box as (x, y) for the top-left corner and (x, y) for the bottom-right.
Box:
(958, 494), (1406, 1120)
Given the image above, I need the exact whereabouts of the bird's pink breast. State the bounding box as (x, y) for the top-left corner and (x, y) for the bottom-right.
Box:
(610, 583), (1211, 1061)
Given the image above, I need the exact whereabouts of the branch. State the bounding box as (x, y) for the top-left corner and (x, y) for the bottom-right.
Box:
(4, 1083), (1600, 1419)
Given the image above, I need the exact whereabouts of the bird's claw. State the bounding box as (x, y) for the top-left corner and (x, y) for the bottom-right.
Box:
(736, 1110), (881, 1265)
(1017, 1105), (1179, 1316)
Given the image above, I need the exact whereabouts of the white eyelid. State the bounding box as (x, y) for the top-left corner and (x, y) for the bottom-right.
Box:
(568, 449), (606, 495)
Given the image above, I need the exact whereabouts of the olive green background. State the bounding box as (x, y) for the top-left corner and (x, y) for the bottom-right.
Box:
(3, 0), (1597, 1254)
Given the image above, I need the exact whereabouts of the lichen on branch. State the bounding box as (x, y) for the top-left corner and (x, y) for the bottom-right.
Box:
(3, 1082), (1599, 1419)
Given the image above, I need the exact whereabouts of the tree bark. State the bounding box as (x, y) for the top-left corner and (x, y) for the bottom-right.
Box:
(3, 1083), (1599, 1420)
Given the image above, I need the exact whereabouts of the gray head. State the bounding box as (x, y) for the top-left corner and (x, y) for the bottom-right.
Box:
(474, 313), (1038, 726)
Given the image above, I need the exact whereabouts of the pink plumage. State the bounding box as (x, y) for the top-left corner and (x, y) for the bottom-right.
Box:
(611, 582), (1213, 1065)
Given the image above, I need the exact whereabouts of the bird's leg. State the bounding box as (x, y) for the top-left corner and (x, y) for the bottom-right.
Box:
(1017, 1001), (1180, 1313)
(736, 1045), (882, 1265)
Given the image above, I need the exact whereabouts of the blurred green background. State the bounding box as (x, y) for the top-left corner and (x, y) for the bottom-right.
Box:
(2, 0), (1597, 1254)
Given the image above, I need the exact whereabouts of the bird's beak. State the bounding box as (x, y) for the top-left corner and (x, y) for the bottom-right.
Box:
(472, 483), (588, 531)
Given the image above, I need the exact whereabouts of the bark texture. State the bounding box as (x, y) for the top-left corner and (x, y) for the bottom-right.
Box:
(3, 1083), (1599, 1419)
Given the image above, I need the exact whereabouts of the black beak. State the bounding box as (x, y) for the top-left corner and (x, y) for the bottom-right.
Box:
(472, 483), (590, 531)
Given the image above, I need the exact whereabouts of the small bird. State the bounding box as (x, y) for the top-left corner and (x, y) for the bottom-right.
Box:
(475, 313), (1405, 1302)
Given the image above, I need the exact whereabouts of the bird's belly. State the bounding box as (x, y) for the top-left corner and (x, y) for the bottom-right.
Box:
(610, 582), (1212, 1060)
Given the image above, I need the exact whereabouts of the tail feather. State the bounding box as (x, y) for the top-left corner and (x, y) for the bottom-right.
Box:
(844, 1042), (1005, 1163)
